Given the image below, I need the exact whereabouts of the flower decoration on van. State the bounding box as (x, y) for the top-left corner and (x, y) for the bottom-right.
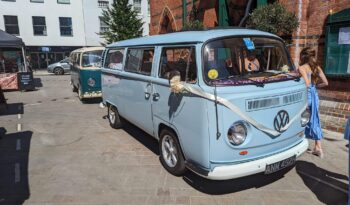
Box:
(170, 75), (185, 93)
(281, 65), (289, 73)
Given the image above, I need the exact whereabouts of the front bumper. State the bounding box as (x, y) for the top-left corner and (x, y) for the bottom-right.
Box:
(204, 138), (308, 180)
(81, 91), (102, 98)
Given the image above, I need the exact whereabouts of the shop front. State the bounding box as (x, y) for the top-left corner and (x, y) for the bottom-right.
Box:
(26, 46), (80, 70)
(0, 29), (28, 90)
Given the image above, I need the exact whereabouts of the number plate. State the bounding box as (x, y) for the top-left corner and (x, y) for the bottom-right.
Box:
(265, 155), (296, 174)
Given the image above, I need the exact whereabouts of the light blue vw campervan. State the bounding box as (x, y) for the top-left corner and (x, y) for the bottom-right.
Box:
(101, 29), (309, 180)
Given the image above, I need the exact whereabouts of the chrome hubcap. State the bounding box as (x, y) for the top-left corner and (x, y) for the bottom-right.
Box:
(162, 135), (178, 168)
(109, 108), (116, 124)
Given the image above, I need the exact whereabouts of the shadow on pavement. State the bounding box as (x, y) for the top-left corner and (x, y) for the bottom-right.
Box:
(81, 97), (103, 104)
(296, 160), (348, 205)
(182, 165), (294, 195)
(122, 120), (159, 155)
(33, 78), (43, 88)
(0, 103), (23, 116)
(0, 128), (32, 205)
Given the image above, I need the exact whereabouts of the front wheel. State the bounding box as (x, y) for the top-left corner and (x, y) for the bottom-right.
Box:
(54, 67), (64, 75)
(108, 105), (123, 129)
(159, 129), (186, 176)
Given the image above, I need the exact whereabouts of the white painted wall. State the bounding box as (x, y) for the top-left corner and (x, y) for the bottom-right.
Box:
(0, 0), (150, 47)
(82, 0), (150, 46)
(0, 0), (86, 47)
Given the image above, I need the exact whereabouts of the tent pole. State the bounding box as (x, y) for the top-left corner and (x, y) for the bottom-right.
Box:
(21, 46), (27, 72)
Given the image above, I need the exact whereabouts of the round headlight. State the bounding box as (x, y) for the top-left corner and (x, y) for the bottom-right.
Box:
(227, 122), (247, 146)
(88, 78), (96, 87)
(301, 109), (310, 127)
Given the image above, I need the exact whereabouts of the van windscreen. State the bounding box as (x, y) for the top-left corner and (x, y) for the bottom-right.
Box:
(82, 50), (103, 67)
(203, 37), (298, 86)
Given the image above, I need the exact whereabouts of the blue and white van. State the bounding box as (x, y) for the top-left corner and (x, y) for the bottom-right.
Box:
(101, 29), (309, 180)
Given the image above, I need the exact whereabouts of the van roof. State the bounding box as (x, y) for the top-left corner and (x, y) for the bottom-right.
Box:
(107, 28), (279, 48)
(71, 46), (104, 53)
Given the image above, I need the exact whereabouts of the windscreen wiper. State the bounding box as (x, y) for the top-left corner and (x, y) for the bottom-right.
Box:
(263, 70), (300, 82)
(228, 75), (265, 87)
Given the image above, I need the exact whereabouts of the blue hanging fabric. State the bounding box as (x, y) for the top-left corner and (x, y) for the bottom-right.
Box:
(344, 116), (350, 140)
(305, 85), (323, 140)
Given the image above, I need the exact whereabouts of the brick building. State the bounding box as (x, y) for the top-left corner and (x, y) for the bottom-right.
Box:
(149, 0), (350, 132)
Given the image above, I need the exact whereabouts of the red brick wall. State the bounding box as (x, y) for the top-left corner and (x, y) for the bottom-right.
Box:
(279, 0), (350, 66)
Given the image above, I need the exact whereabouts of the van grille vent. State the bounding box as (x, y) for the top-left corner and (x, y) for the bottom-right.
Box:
(283, 92), (303, 104)
(247, 97), (280, 111)
(246, 91), (303, 111)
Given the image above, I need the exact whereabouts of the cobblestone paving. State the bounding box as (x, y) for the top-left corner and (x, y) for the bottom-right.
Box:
(0, 73), (348, 205)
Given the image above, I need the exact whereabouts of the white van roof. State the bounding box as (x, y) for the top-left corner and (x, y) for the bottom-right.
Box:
(107, 28), (279, 48)
(71, 46), (104, 53)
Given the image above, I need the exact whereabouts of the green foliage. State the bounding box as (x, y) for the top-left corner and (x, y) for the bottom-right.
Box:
(100, 0), (143, 44)
(182, 20), (204, 31)
(247, 2), (299, 37)
(181, 5), (204, 31)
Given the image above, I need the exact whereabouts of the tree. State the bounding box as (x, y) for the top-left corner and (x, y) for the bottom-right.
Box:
(247, 2), (299, 38)
(181, 5), (204, 31)
(100, 0), (143, 44)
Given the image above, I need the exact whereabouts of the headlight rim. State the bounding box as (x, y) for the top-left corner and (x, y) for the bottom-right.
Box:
(227, 121), (248, 146)
(301, 108), (310, 127)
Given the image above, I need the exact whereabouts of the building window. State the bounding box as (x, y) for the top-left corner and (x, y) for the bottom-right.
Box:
(32, 16), (47, 36)
(57, 0), (70, 4)
(31, 0), (44, 3)
(4, 15), (19, 35)
(59, 17), (72, 36)
(134, 0), (141, 13)
(99, 17), (109, 33)
(98, 0), (109, 8)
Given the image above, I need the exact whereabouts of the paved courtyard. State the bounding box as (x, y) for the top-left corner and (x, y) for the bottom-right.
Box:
(0, 73), (348, 205)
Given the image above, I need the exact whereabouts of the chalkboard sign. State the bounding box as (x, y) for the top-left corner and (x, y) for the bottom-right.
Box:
(17, 72), (35, 91)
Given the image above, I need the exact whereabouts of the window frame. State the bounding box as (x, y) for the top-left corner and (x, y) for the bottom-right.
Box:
(98, 0), (109, 8)
(32, 16), (47, 36)
(57, 0), (70, 4)
(158, 45), (197, 83)
(133, 0), (141, 13)
(99, 16), (109, 33)
(59, 17), (73, 36)
(124, 47), (155, 76)
(104, 48), (125, 70)
(4, 15), (19, 35)
(30, 0), (44, 3)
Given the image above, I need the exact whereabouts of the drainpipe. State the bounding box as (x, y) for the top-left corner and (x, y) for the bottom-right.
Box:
(218, 0), (229, 26)
(183, 0), (187, 27)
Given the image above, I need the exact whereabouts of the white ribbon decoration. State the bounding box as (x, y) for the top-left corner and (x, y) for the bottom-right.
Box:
(170, 79), (306, 137)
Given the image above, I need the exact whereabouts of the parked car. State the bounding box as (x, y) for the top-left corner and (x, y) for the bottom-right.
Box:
(47, 58), (70, 75)
(101, 29), (309, 180)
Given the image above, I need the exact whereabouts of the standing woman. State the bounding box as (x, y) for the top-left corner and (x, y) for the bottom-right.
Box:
(298, 47), (328, 158)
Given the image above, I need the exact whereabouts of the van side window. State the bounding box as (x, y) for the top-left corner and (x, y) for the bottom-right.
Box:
(125, 48), (154, 76)
(159, 47), (197, 83)
(104, 49), (124, 70)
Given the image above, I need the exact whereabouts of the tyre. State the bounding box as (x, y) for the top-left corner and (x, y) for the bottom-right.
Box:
(77, 86), (84, 101)
(108, 105), (123, 129)
(54, 67), (64, 75)
(70, 81), (77, 92)
(159, 129), (186, 176)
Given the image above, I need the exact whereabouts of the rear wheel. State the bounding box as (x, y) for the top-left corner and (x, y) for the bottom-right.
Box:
(54, 67), (64, 75)
(108, 105), (123, 129)
(77, 86), (84, 101)
(159, 129), (186, 176)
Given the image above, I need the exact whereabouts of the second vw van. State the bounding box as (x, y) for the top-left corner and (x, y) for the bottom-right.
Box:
(70, 47), (104, 101)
